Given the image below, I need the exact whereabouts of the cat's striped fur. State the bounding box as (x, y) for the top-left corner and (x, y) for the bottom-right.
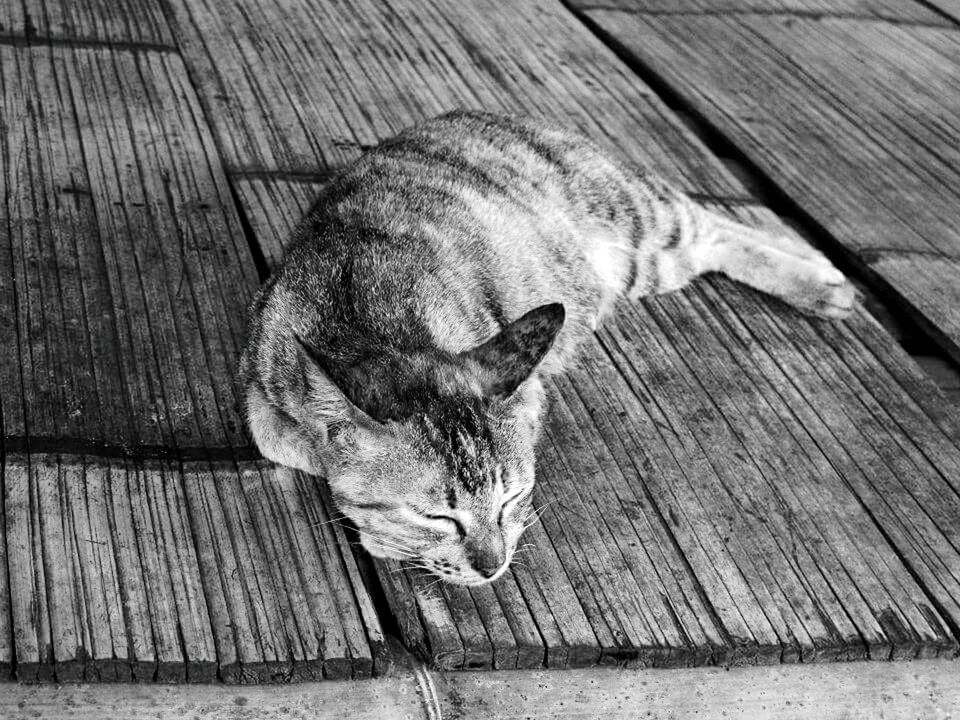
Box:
(240, 111), (855, 585)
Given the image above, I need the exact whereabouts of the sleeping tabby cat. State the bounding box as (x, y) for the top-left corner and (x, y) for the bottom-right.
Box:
(239, 111), (855, 585)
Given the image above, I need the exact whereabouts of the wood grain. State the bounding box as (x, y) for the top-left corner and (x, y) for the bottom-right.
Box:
(0, 0), (174, 46)
(219, 0), (960, 661)
(234, 178), (960, 668)
(0, 42), (259, 452)
(567, 0), (951, 23)
(3, 456), (385, 681)
(164, 0), (748, 202)
(570, 10), (960, 362)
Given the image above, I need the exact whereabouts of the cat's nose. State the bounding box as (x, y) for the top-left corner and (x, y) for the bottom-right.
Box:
(468, 538), (506, 579)
(476, 561), (503, 579)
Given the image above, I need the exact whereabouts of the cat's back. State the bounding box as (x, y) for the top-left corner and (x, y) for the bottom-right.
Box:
(250, 111), (632, 378)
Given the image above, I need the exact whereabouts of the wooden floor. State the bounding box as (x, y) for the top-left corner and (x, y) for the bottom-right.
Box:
(1, 0), (959, 680)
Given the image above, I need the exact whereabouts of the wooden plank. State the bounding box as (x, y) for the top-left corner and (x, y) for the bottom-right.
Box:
(187, 0), (960, 670)
(296, 471), (386, 678)
(98, 460), (157, 680)
(567, 343), (783, 664)
(572, 10), (960, 361)
(549, 373), (727, 665)
(243, 465), (330, 681)
(182, 462), (385, 681)
(0, 42), (259, 452)
(924, 0), (960, 24)
(60, 459), (128, 681)
(232, 179), (324, 268)
(5, 455), (51, 681)
(181, 462), (278, 682)
(7, 455), (221, 682)
(165, 0), (747, 200)
(124, 462), (188, 681)
(568, 0), (950, 23)
(8, 455), (389, 683)
(0, 0), (173, 45)
(864, 253), (960, 365)
(0, 457), (13, 680)
(39, 454), (87, 680)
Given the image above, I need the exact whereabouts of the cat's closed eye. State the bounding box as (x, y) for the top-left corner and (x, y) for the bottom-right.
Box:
(498, 486), (532, 525)
(424, 513), (467, 537)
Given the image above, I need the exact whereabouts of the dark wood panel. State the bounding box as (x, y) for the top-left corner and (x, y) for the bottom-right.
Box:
(3, 455), (386, 682)
(0, 44), (260, 451)
(571, 10), (960, 361)
(234, 176), (960, 667)
(568, 0), (950, 23)
(0, 0), (173, 45)
(165, 0), (748, 201)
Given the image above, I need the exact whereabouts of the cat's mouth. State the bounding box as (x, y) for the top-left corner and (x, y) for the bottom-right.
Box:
(359, 530), (513, 585)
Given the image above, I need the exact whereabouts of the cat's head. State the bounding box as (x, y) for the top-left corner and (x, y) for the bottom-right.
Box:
(299, 303), (564, 585)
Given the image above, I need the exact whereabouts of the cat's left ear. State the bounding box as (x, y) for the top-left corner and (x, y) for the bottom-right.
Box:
(294, 334), (383, 441)
(462, 303), (565, 399)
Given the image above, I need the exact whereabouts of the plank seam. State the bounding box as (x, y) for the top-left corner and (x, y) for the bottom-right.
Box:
(913, 1), (960, 26)
(0, 34), (179, 55)
(227, 169), (337, 184)
(0, 446), (13, 679)
(558, 370), (734, 659)
(1, 436), (258, 463)
(704, 286), (960, 650)
(563, 0), (960, 367)
(226, 181), (271, 283)
(574, 7), (956, 30)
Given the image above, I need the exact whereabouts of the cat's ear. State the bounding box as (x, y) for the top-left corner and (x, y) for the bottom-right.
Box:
(294, 335), (381, 440)
(463, 303), (565, 399)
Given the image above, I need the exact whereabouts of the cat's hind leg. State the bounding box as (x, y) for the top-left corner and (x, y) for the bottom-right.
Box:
(692, 209), (857, 318)
(623, 192), (856, 319)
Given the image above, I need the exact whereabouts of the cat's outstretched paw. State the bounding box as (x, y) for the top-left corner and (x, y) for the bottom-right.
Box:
(788, 262), (858, 319)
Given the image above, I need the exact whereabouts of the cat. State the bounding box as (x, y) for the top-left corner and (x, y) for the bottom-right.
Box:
(239, 110), (855, 586)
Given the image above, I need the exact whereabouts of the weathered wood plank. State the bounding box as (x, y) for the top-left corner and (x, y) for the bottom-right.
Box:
(96, 461), (157, 681)
(60, 459), (127, 681)
(5, 456), (50, 681)
(0, 42), (259, 452)
(295, 470), (386, 678)
(922, 0), (960, 24)
(165, 0), (747, 201)
(864, 253), (960, 365)
(568, 0), (950, 23)
(6, 456), (385, 683)
(183, 0), (960, 670)
(0, 0), (173, 45)
(232, 179), (323, 269)
(571, 10), (960, 361)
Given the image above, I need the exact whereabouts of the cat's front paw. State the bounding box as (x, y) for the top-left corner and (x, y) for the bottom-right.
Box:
(789, 262), (858, 319)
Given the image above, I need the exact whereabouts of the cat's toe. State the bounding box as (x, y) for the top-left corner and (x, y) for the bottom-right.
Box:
(810, 277), (858, 319)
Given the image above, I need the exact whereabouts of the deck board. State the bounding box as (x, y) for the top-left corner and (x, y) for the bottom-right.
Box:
(568, 0), (951, 23)
(0, 42), (258, 451)
(0, 37), (389, 681)
(3, 0), (960, 682)
(3, 456), (384, 681)
(568, 8), (960, 362)
(163, 0), (748, 201)
(236, 177), (960, 667)
(206, 0), (960, 669)
(0, 0), (174, 46)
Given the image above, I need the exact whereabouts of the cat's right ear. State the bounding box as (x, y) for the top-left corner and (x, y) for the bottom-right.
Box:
(463, 303), (565, 399)
(294, 335), (380, 440)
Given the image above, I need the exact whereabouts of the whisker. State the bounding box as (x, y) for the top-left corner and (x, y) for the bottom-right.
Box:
(374, 537), (421, 556)
(310, 515), (350, 529)
(420, 578), (447, 593)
